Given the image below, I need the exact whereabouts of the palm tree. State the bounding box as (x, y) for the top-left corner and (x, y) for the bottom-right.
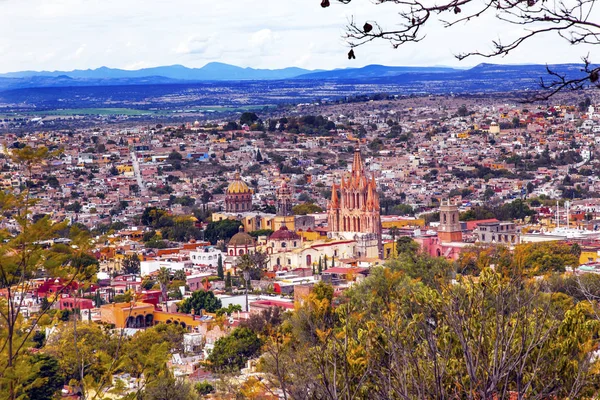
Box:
(157, 267), (170, 310)
(236, 254), (254, 312)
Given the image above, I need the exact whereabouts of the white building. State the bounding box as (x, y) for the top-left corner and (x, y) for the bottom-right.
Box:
(189, 246), (223, 268)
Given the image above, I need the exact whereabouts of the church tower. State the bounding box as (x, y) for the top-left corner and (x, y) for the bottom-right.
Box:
(274, 180), (295, 230)
(327, 148), (382, 258)
(438, 199), (462, 243)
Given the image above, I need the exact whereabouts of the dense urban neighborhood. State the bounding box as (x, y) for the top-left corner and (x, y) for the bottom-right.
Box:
(4, 91), (600, 399)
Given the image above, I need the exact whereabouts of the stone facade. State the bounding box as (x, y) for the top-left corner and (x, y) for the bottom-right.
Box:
(327, 148), (382, 258)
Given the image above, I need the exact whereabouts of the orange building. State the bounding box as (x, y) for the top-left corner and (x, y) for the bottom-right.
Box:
(100, 302), (155, 328)
(100, 301), (207, 330)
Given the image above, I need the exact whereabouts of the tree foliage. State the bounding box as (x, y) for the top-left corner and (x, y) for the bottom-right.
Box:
(292, 202), (323, 215)
(121, 253), (141, 275)
(177, 290), (222, 314)
(261, 264), (600, 399)
(206, 327), (263, 372)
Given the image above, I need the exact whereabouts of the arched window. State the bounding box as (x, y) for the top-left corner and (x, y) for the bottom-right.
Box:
(239, 249), (244, 255)
(306, 254), (312, 266)
(229, 250), (234, 256)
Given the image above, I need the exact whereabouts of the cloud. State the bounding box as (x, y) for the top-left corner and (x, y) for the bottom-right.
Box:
(175, 35), (213, 55)
(249, 29), (273, 48)
(0, 0), (593, 73)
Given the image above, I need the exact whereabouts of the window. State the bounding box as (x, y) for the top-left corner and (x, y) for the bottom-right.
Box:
(239, 249), (244, 255)
(293, 241), (297, 247)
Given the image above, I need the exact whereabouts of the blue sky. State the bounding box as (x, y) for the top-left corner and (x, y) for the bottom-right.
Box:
(0, 0), (595, 72)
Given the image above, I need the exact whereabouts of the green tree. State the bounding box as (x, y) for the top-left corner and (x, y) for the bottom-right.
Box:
(23, 354), (63, 400)
(396, 236), (420, 256)
(225, 271), (232, 291)
(142, 371), (198, 400)
(157, 267), (171, 307)
(206, 327), (263, 372)
(240, 112), (259, 126)
(217, 254), (224, 280)
(204, 219), (242, 244)
(0, 146), (96, 400)
(177, 290), (222, 314)
(121, 253), (141, 275)
(167, 150), (183, 161)
(195, 381), (215, 396)
(292, 202), (323, 215)
(172, 269), (187, 282)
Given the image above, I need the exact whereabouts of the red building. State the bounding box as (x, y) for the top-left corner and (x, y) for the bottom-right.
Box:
(59, 297), (94, 311)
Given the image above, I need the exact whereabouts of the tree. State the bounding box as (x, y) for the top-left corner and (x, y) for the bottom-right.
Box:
(121, 253), (141, 275)
(217, 254), (224, 280)
(236, 251), (268, 282)
(177, 290), (222, 314)
(0, 146), (96, 400)
(204, 219), (242, 244)
(44, 323), (116, 394)
(206, 327), (263, 372)
(225, 271), (232, 291)
(240, 112), (259, 126)
(195, 381), (215, 396)
(167, 150), (183, 161)
(23, 354), (63, 400)
(263, 264), (600, 399)
(325, 0), (600, 99)
(512, 242), (579, 276)
(318, 256), (323, 274)
(396, 236), (420, 256)
(142, 371), (198, 400)
(292, 202), (323, 215)
(157, 267), (171, 307)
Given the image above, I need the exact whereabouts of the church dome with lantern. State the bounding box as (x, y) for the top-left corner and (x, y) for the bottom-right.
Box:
(225, 172), (253, 212)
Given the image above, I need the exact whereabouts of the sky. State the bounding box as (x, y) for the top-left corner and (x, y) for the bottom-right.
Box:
(0, 0), (597, 73)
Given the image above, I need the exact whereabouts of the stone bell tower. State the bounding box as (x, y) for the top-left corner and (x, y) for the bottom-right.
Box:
(438, 199), (462, 243)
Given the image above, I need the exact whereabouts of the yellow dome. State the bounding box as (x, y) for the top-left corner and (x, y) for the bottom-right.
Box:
(227, 172), (252, 194)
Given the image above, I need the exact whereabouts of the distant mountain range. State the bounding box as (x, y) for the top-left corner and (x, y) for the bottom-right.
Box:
(0, 62), (592, 91)
(0, 62), (315, 82)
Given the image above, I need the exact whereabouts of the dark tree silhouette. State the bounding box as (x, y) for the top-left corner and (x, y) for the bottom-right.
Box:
(321, 0), (600, 99)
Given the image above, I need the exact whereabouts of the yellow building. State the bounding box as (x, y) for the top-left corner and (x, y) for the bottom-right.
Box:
(100, 302), (203, 330)
(298, 229), (320, 242)
(116, 164), (134, 175)
(100, 302), (155, 328)
(381, 218), (425, 229)
(579, 247), (600, 265)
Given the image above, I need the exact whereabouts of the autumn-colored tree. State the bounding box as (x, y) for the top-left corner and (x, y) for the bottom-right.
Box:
(511, 241), (579, 276)
(262, 263), (600, 399)
(0, 146), (97, 400)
